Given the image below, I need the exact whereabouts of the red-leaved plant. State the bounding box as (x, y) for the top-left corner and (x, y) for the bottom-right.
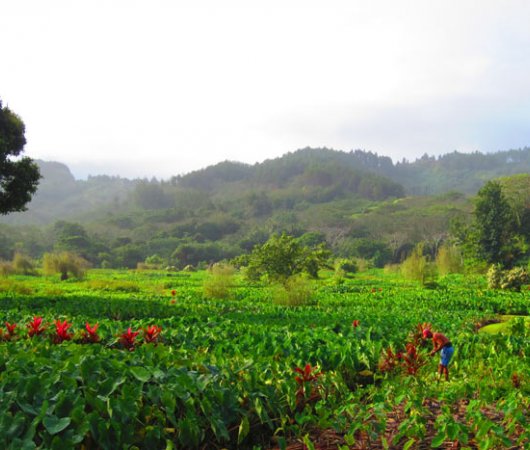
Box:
(4, 322), (17, 341)
(81, 322), (100, 343)
(294, 364), (322, 411)
(401, 342), (427, 375)
(352, 320), (360, 328)
(53, 319), (74, 343)
(143, 325), (162, 344)
(411, 322), (433, 346)
(119, 327), (140, 351)
(378, 343), (427, 376)
(378, 347), (401, 373)
(27, 317), (46, 338)
(294, 364), (322, 395)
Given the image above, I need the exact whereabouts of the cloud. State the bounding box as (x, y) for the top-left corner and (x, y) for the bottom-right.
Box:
(2, 1), (530, 178)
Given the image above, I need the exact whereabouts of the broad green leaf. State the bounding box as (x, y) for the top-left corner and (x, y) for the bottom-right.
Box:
(403, 438), (415, 450)
(43, 416), (71, 435)
(431, 432), (445, 448)
(237, 416), (249, 445)
(130, 366), (151, 382)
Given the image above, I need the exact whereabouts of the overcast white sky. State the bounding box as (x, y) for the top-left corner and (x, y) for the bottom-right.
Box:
(2, 1), (530, 179)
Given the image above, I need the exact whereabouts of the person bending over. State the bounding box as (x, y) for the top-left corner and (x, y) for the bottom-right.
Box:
(423, 329), (454, 381)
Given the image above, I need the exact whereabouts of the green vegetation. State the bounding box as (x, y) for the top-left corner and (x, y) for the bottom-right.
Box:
(0, 99), (40, 214)
(0, 268), (528, 448)
(0, 149), (529, 278)
(42, 252), (89, 280)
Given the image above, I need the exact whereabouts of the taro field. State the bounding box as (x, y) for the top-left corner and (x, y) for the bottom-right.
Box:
(0, 269), (529, 449)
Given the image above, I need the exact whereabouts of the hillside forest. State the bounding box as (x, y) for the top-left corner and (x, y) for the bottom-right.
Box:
(1, 147), (529, 273)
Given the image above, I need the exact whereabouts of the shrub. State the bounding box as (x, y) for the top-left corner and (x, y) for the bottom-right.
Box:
(435, 244), (463, 275)
(487, 264), (503, 289)
(400, 243), (436, 284)
(383, 263), (400, 274)
(335, 258), (357, 276)
(138, 254), (164, 270)
(500, 267), (529, 292)
(0, 261), (14, 277)
(42, 252), (89, 280)
(271, 275), (315, 307)
(332, 266), (346, 286)
(203, 263), (235, 300)
(12, 252), (37, 275)
(353, 258), (372, 273)
(487, 264), (529, 292)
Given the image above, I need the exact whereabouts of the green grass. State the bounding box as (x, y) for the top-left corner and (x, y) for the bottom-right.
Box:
(479, 314), (530, 334)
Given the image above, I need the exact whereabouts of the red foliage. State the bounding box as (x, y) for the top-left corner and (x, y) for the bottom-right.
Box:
(294, 363), (322, 385)
(401, 343), (427, 375)
(294, 364), (323, 411)
(27, 317), (46, 338)
(378, 347), (400, 373)
(4, 322), (16, 340)
(81, 322), (100, 343)
(379, 343), (426, 376)
(143, 325), (162, 344)
(53, 319), (74, 343)
(119, 327), (140, 351)
(352, 320), (360, 328)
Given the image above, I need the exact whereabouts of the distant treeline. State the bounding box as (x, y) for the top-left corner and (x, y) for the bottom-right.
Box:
(0, 147), (529, 270)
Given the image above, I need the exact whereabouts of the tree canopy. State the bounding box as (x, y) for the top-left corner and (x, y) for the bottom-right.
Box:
(473, 181), (516, 266)
(0, 100), (40, 214)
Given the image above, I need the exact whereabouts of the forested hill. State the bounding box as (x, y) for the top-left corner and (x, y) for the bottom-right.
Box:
(176, 146), (530, 195)
(2, 146), (530, 227)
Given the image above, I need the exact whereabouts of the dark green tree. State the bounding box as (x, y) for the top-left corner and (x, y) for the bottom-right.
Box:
(474, 181), (515, 265)
(0, 100), (40, 214)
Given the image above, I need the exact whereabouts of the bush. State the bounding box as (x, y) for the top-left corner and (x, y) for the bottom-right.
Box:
(488, 264), (529, 292)
(501, 267), (529, 291)
(487, 264), (503, 289)
(0, 261), (14, 277)
(12, 252), (37, 275)
(271, 275), (315, 307)
(203, 263), (235, 300)
(383, 263), (401, 274)
(42, 252), (89, 280)
(435, 244), (463, 275)
(401, 244), (426, 282)
(139, 254), (164, 270)
(335, 258), (357, 275)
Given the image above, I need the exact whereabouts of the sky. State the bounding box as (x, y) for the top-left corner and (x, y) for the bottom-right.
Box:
(2, 0), (530, 179)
